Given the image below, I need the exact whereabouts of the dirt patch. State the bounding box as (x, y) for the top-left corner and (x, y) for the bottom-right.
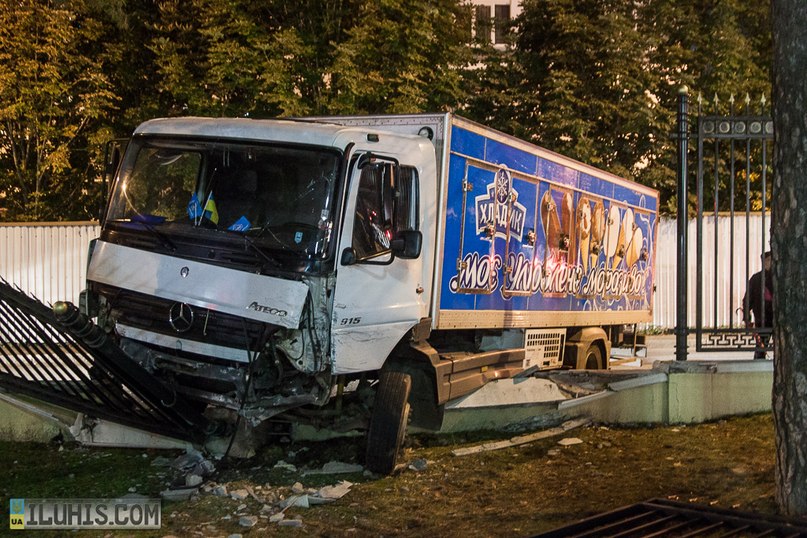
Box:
(0, 413), (777, 536)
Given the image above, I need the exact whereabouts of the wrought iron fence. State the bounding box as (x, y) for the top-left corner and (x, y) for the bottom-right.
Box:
(685, 92), (774, 353)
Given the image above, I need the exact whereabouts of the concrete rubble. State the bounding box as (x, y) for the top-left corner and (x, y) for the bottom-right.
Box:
(303, 460), (363, 475)
(238, 516), (258, 528)
(159, 448), (218, 501)
(408, 458), (429, 472)
(161, 456), (360, 529)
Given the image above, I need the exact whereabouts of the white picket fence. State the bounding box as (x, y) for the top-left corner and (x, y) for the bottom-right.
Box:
(653, 214), (770, 330)
(0, 217), (770, 329)
(0, 222), (101, 307)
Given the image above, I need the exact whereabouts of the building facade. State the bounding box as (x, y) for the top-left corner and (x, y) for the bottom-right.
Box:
(466, 0), (522, 47)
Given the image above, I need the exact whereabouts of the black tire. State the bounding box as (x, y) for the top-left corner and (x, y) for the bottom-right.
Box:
(585, 343), (604, 369)
(365, 371), (411, 475)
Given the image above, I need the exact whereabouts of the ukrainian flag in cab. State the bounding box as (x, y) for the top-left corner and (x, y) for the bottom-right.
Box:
(203, 193), (219, 225)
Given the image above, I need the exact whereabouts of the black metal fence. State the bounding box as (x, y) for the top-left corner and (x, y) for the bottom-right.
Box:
(676, 90), (774, 358)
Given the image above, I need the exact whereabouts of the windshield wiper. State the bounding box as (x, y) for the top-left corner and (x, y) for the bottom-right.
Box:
(235, 231), (282, 269)
(129, 218), (178, 253)
(251, 222), (296, 253)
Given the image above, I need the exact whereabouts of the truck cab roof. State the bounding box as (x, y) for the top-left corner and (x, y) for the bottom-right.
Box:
(133, 116), (408, 148)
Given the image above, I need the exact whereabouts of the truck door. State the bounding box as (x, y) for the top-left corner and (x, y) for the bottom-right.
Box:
(331, 154), (425, 374)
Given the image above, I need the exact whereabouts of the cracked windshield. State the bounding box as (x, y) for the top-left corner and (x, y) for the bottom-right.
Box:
(107, 138), (341, 256)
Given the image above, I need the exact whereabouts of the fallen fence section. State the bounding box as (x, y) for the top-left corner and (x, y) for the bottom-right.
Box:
(0, 278), (210, 442)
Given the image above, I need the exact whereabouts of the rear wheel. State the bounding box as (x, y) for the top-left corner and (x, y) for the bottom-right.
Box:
(365, 371), (411, 475)
(584, 343), (604, 370)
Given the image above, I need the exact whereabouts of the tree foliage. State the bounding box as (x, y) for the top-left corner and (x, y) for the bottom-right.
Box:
(142, 0), (470, 117)
(328, 0), (470, 114)
(0, 0), (117, 220)
(0, 0), (772, 221)
(466, 0), (770, 213)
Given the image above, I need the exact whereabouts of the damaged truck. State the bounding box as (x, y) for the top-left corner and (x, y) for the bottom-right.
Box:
(0, 114), (658, 474)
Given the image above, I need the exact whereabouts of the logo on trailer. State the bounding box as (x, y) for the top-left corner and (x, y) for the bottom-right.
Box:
(475, 168), (527, 242)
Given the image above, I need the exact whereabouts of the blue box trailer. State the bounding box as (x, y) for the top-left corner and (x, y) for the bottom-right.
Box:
(437, 116), (657, 328)
(322, 114), (659, 344)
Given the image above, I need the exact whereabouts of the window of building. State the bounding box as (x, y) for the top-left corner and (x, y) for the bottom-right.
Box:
(494, 4), (511, 44)
(474, 5), (491, 44)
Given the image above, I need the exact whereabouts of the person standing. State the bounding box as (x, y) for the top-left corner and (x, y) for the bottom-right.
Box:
(743, 251), (774, 359)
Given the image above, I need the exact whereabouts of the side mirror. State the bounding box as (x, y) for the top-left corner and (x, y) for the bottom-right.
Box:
(341, 247), (358, 266)
(391, 230), (422, 259)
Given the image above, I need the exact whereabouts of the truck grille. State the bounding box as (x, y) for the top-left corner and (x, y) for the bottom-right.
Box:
(95, 285), (272, 352)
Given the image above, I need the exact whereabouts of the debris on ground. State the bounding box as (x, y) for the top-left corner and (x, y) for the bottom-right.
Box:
(303, 460), (364, 475)
(279, 480), (353, 509)
(273, 460), (297, 472)
(451, 417), (591, 456)
(185, 473), (355, 530)
(185, 474), (203, 487)
(159, 486), (197, 501)
(171, 449), (205, 472)
(229, 489), (249, 501)
(0, 413), (777, 536)
(158, 448), (218, 500)
(316, 481), (353, 501)
(408, 458), (429, 472)
(238, 515), (258, 528)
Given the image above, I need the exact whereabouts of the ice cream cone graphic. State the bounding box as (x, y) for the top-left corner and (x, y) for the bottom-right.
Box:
(612, 207), (633, 270)
(590, 200), (605, 269)
(541, 191), (561, 262)
(604, 205), (621, 267)
(626, 224), (644, 268)
(560, 193), (574, 262)
(577, 197), (592, 272)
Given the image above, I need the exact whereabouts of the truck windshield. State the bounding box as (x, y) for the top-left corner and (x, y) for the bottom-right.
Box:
(106, 136), (341, 258)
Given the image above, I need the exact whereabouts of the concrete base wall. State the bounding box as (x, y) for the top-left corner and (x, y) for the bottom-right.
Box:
(438, 361), (773, 432)
(0, 398), (65, 443)
(666, 362), (773, 423)
(0, 360), (774, 443)
(0, 392), (191, 449)
(559, 361), (772, 426)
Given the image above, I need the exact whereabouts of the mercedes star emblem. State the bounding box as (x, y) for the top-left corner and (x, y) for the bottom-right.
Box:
(168, 302), (194, 333)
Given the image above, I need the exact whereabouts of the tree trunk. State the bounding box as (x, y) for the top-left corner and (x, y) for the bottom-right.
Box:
(771, 0), (807, 517)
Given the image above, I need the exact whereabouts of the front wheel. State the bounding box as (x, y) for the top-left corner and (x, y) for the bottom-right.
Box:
(365, 371), (411, 475)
